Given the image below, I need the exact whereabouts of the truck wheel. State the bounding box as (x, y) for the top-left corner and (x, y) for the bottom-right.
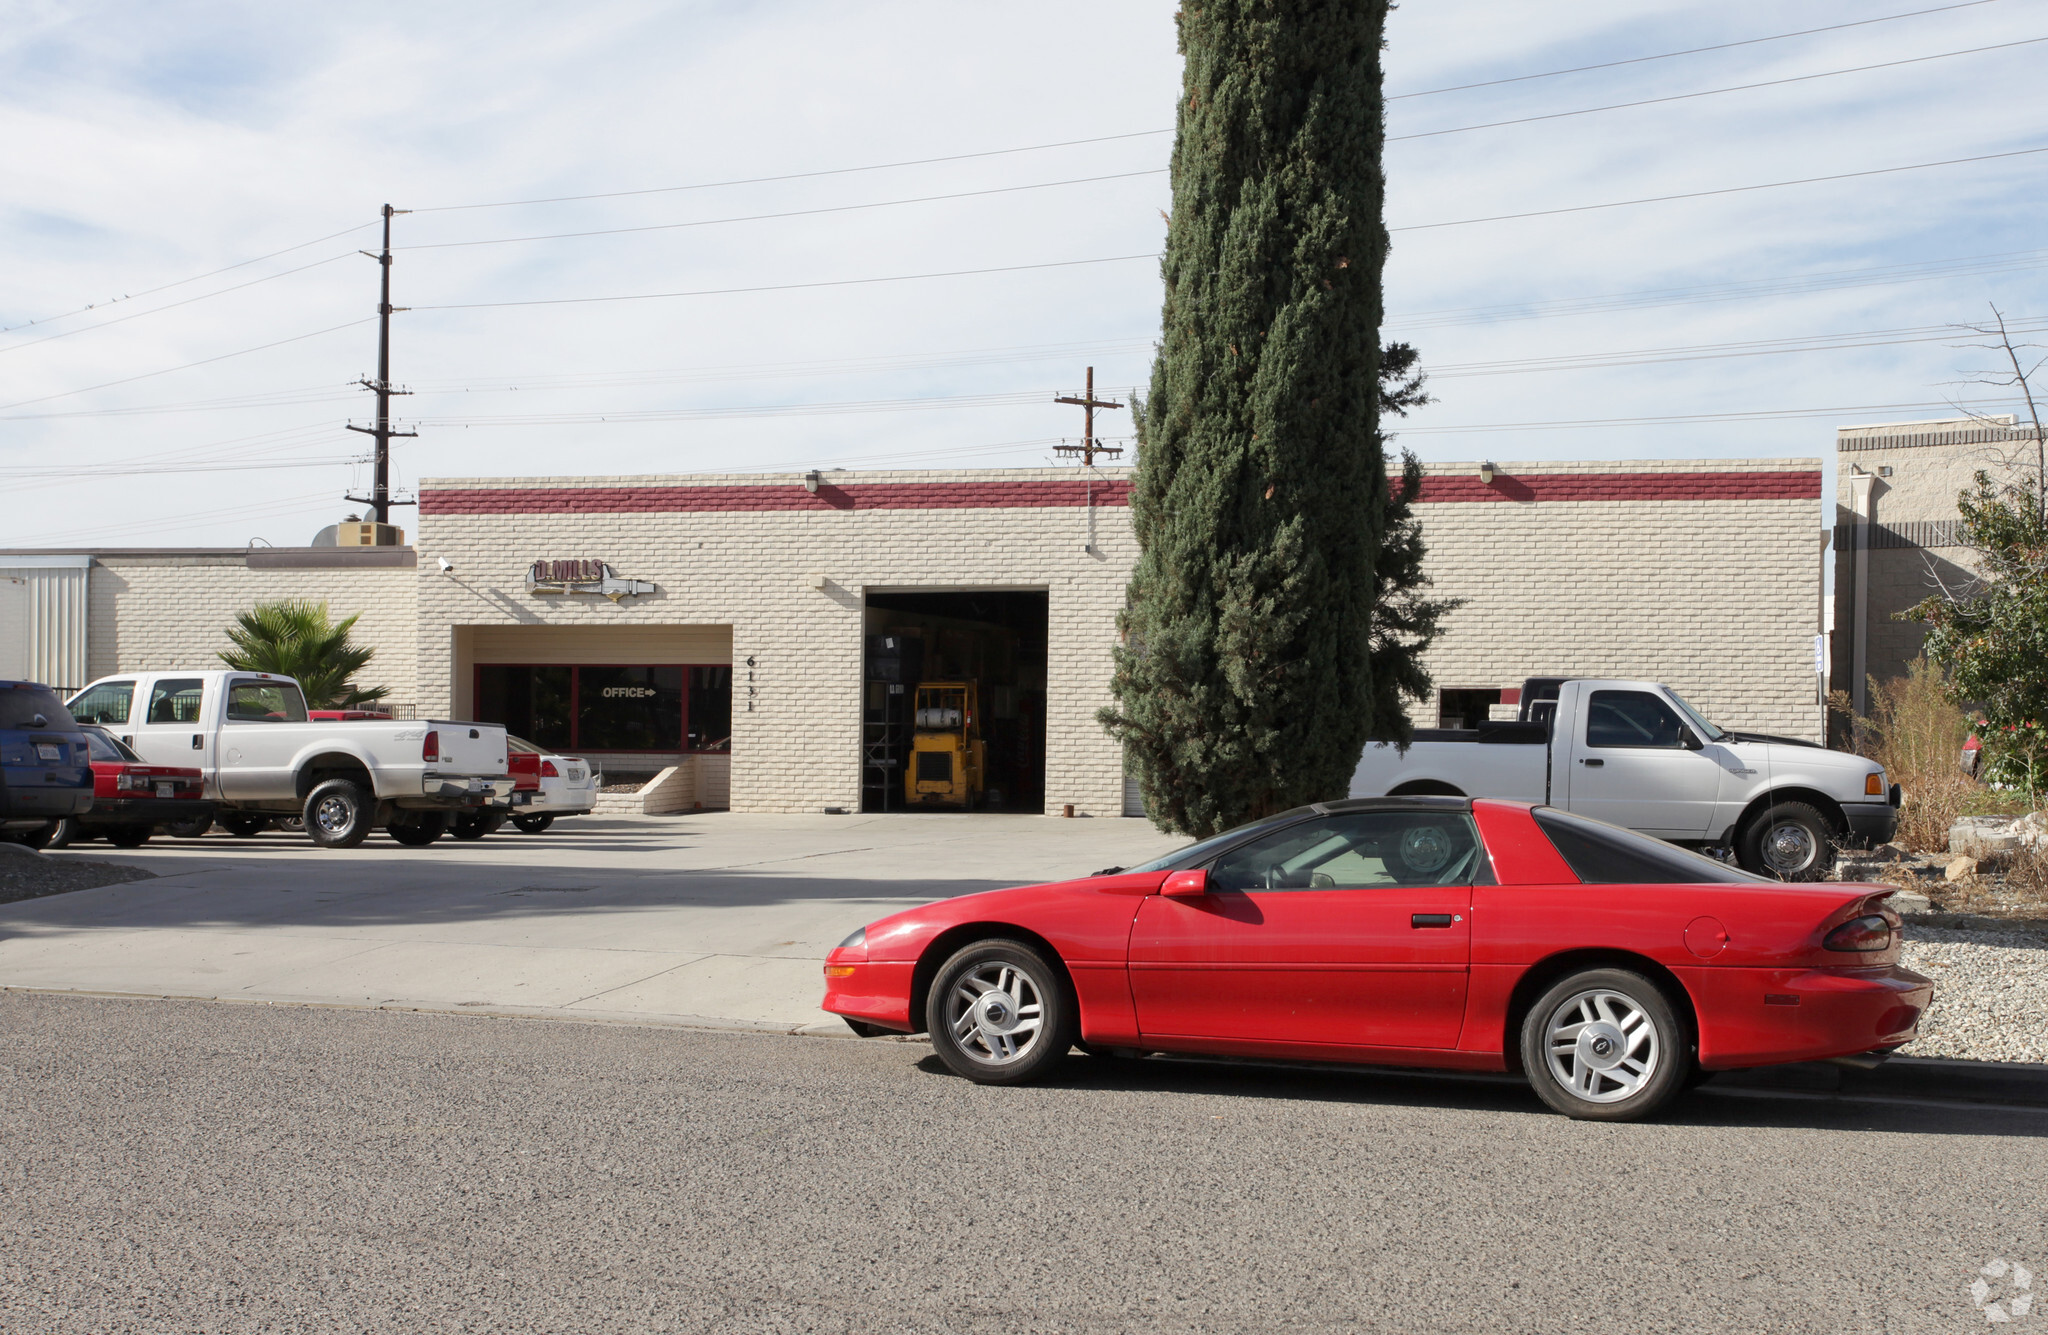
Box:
(218, 812), (272, 838)
(105, 825), (152, 848)
(511, 813), (554, 834)
(163, 815), (213, 839)
(1737, 802), (1835, 881)
(304, 780), (373, 849)
(388, 812), (449, 847)
(450, 810), (505, 841)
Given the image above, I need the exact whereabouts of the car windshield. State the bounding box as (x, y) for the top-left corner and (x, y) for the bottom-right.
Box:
(1663, 689), (1725, 743)
(1121, 811), (1311, 874)
(81, 727), (139, 763)
(0, 685), (75, 730)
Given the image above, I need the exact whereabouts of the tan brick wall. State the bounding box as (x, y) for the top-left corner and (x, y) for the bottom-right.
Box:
(87, 555), (419, 705)
(1410, 459), (1826, 741)
(414, 470), (1135, 816)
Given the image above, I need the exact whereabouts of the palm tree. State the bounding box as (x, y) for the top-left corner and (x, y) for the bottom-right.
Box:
(218, 600), (388, 709)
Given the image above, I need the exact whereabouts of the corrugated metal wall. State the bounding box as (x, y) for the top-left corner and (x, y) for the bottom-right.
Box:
(0, 558), (90, 691)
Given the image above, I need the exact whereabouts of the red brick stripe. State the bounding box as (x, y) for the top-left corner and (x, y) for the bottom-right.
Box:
(1414, 470), (1822, 503)
(419, 479), (1133, 515)
(419, 469), (1820, 515)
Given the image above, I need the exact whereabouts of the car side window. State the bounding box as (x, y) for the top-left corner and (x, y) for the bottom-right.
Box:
(224, 681), (309, 723)
(69, 680), (135, 726)
(1207, 812), (1486, 892)
(145, 679), (206, 724)
(1585, 690), (1686, 749)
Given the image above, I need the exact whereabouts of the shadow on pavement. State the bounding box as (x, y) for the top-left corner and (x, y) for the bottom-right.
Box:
(907, 1051), (2048, 1139)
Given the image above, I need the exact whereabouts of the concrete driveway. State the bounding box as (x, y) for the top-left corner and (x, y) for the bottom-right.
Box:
(0, 813), (1186, 1032)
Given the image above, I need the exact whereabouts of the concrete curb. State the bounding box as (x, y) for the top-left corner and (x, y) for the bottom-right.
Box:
(1710, 1055), (2048, 1107)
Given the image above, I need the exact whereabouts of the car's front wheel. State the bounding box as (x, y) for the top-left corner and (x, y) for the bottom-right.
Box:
(925, 939), (1076, 1085)
(218, 812), (271, 838)
(511, 812), (553, 834)
(303, 781), (372, 849)
(1520, 968), (1691, 1122)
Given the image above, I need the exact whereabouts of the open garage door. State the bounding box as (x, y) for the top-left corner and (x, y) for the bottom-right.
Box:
(862, 590), (1048, 813)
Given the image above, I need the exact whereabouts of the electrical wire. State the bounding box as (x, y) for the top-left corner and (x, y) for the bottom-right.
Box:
(0, 252), (362, 358)
(0, 221), (376, 336)
(17, 488), (345, 546)
(0, 319), (375, 413)
(1388, 0), (2008, 100)
(400, 170), (1166, 252)
(1397, 398), (2026, 435)
(1393, 143), (2048, 233)
(1426, 318), (2048, 379)
(1389, 34), (2048, 144)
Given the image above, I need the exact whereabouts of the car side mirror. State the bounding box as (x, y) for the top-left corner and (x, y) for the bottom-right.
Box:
(1678, 726), (1704, 751)
(1161, 868), (1210, 897)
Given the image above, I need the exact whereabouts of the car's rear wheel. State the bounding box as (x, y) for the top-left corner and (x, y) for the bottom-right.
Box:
(218, 812), (271, 838)
(105, 824), (151, 848)
(20, 820), (65, 850)
(1737, 801), (1835, 881)
(1520, 968), (1690, 1122)
(450, 810), (505, 840)
(925, 939), (1075, 1085)
(303, 781), (371, 849)
(511, 812), (553, 834)
(162, 814), (213, 839)
(388, 812), (449, 847)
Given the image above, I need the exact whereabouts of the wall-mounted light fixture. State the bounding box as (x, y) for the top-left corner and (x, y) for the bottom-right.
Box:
(437, 556), (454, 574)
(805, 571), (828, 591)
(803, 470), (821, 494)
(1479, 461), (1496, 485)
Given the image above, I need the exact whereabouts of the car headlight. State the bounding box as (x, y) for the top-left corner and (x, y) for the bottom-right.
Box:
(837, 926), (867, 951)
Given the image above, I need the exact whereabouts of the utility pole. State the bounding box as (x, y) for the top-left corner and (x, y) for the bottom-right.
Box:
(346, 203), (417, 525)
(1054, 367), (1123, 466)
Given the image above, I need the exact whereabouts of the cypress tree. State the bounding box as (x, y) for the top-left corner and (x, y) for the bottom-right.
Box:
(1100, 1), (1450, 837)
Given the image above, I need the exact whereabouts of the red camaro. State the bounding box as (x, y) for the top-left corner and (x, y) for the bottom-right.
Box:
(821, 797), (1932, 1121)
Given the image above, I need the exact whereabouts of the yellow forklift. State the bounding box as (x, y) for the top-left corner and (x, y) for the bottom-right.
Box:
(905, 681), (985, 808)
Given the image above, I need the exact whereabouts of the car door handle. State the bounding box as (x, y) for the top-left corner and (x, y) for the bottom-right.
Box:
(1411, 913), (1456, 928)
(191, 734), (204, 750)
(1580, 757), (1603, 767)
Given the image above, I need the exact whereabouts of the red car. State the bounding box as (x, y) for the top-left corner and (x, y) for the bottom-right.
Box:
(821, 797), (1932, 1121)
(44, 725), (213, 849)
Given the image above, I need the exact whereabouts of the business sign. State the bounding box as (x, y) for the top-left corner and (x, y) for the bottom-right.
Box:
(526, 559), (657, 603)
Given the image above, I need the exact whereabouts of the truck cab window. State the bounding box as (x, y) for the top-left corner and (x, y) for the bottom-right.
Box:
(1585, 690), (1686, 749)
(225, 680), (309, 723)
(68, 680), (135, 726)
(146, 679), (206, 724)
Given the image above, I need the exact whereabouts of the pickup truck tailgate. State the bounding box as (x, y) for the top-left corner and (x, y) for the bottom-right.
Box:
(427, 723), (509, 777)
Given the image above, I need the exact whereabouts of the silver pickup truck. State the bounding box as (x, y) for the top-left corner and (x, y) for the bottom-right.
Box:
(66, 670), (509, 849)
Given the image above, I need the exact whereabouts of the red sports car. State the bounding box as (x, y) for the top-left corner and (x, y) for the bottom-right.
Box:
(821, 797), (1932, 1121)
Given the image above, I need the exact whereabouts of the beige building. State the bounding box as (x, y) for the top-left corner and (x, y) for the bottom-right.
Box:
(1830, 415), (2037, 714)
(6, 454), (1828, 817)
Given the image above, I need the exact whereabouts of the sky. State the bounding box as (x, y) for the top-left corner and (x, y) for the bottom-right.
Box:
(2, 0), (2044, 548)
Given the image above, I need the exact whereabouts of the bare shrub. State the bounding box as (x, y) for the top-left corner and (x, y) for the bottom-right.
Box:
(1848, 659), (2028, 853)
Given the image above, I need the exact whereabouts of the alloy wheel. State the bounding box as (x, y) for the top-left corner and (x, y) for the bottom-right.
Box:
(1543, 988), (1661, 1103)
(945, 961), (1046, 1066)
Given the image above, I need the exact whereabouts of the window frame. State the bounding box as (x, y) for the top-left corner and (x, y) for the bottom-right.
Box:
(1583, 689), (1691, 751)
(222, 678), (309, 724)
(1202, 811), (1493, 893)
(67, 680), (136, 727)
(144, 677), (207, 726)
(471, 662), (731, 754)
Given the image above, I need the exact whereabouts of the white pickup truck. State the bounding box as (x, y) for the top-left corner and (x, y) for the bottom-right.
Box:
(1350, 677), (1900, 879)
(65, 670), (510, 849)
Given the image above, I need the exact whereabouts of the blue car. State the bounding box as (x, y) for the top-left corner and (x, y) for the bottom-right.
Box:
(0, 680), (94, 846)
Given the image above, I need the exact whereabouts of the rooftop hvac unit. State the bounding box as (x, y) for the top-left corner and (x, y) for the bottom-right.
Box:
(336, 522), (405, 547)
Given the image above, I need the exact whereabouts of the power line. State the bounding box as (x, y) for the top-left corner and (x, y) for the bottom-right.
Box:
(400, 169), (1166, 252)
(1388, 0), (2008, 100)
(0, 251), (360, 358)
(0, 319), (375, 413)
(1389, 34), (2048, 144)
(0, 220), (375, 337)
(411, 253), (1158, 313)
(1393, 143), (2048, 233)
(1427, 318), (2048, 379)
(1397, 397), (2024, 435)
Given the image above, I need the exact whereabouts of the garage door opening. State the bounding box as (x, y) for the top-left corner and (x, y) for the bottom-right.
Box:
(862, 590), (1048, 812)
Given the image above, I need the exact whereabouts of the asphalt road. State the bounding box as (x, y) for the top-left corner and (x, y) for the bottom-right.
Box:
(4, 994), (2045, 1334)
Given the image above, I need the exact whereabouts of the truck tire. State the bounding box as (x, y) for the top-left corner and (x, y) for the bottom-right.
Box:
(304, 780), (373, 849)
(163, 814), (214, 839)
(218, 812), (271, 838)
(1737, 801), (1835, 881)
(511, 813), (554, 834)
(450, 810), (506, 840)
(388, 812), (449, 847)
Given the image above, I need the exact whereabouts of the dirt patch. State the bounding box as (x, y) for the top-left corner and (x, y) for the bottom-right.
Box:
(0, 851), (156, 906)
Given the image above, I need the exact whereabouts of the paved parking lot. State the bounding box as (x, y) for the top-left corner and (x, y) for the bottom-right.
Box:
(0, 814), (1185, 1030)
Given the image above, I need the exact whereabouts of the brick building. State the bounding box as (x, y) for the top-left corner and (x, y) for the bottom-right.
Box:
(4, 455), (1828, 818)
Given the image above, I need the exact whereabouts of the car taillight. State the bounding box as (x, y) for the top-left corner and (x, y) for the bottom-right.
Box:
(1824, 914), (1894, 952)
(540, 760), (559, 778)
(423, 730), (439, 762)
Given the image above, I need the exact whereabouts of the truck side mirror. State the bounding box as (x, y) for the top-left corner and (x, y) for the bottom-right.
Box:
(1678, 726), (1704, 751)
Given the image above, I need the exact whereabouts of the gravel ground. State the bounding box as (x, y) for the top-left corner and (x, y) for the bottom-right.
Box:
(0, 847), (154, 906)
(1900, 921), (2048, 1065)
